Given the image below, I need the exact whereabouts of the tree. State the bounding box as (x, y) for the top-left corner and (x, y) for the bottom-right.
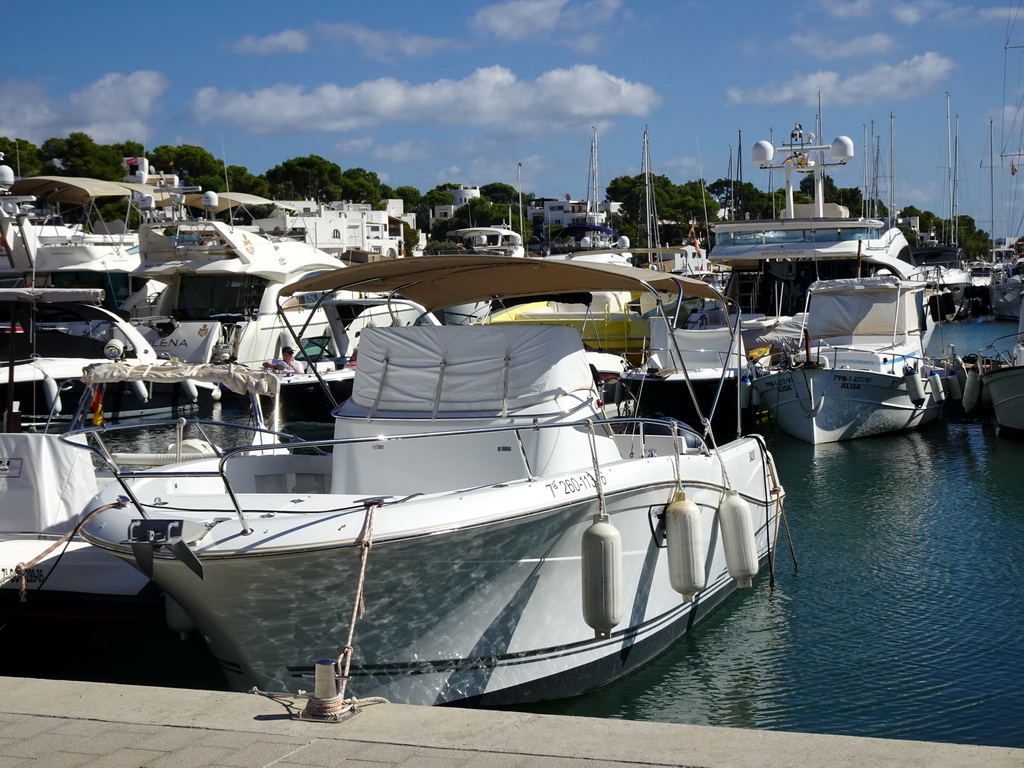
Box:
(225, 165), (271, 198)
(394, 185), (422, 210)
(40, 132), (126, 179)
(480, 182), (518, 205)
(0, 137), (44, 178)
(338, 167), (383, 204)
(265, 155), (343, 201)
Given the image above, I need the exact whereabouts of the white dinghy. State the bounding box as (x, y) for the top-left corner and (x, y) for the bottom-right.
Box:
(75, 255), (786, 709)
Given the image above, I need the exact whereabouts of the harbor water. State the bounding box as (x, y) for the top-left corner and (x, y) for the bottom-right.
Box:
(529, 317), (1024, 749)
(1, 318), (1022, 749)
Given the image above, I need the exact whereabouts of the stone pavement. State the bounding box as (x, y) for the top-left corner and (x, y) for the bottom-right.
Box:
(1, 676), (1021, 767)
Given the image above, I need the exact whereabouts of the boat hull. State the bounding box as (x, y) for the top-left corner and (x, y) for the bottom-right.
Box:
(980, 365), (1024, 430)
(81, 437), (779, 706)
(752, 366), (942, 443)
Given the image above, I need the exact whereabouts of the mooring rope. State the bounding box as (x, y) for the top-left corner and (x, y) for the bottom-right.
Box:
(14, 496), (130, 601)
(336, 499), (379, 702)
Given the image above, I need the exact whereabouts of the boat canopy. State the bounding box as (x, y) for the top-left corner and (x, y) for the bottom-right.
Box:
(279, 254), (724, 310)
(8, 176), (153, 205)
(175, 191), (280, 212)
(806, 276), (919, 338)
(0, 287), (105, 304)
(352, 324), (593, 414)
(81, 361), (280, 397)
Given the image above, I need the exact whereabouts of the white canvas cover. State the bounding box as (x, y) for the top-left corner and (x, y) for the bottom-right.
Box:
(648, 321), (742, 370)
(82, 361), (279, 396)
(806, 276), (915, 338)
(0, 433), (98, 534)
(0, 288), (104, 304)
(351, 325), (594, 414)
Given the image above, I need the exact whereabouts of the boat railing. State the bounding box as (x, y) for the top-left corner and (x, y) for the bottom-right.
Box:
(802, 339), (935, 371)
(976, 332), (1024, 365)
(68, 415), (708, 535)
(59, 416), (310, 474)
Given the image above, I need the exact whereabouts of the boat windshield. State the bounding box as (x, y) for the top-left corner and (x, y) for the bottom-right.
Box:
(715, 226), (879, 246)
(174, 274), (268, 321)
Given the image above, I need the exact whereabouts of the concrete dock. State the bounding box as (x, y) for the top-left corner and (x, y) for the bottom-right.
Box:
(0, 676), (1021, 767)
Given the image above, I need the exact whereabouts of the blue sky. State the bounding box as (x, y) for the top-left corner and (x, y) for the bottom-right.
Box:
(4, 1), (1024, 241)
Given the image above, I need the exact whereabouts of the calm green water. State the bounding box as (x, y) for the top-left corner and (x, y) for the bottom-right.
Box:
(3, 319), (1021, 748)
(526, 318), (1024, 748)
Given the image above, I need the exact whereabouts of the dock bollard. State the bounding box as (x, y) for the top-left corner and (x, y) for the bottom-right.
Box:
(299, 658), (351, 721)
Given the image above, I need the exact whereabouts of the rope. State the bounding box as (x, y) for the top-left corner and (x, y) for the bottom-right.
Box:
(585, 421), (608, 521)
(336, 500), (378, 702)
(14, 496), (130, 601)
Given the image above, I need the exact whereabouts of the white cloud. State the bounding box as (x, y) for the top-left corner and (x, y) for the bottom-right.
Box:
(190, 64), (660, 135)
(315, 22), (459, 61)
(890, 1), (985, 26)
(334, 137), (432, 164)
(726, 52), (954, 106)
(233, 29), (309, 54)
(819, 0), (878, 19)
(0, 81), (58, 141)
(470, 0), (622, 49)
(0, 71), (168, 145)
(471, 0), (570, 39)
(787, 32), (896, 60)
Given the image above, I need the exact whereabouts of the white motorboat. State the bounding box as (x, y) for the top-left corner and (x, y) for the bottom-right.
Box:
(75, 255), (785, 708)
(988, 264), (1023, 320)
(976, 295), (1024, 430)
(130, 219), (345, 368)
(0, 287), (194, 426)
(440, 225), (525, 258)
(0, 361), (280, 622)
(614, 285), (754, 446)
(750, 275), (947, 443)
(1, 170), (153, 310)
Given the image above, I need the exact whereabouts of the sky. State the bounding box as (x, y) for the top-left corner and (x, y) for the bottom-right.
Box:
(4, 0), (1024, 241)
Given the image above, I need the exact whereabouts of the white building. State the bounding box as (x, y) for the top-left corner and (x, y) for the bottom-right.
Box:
(429, 185), (482, 227)
(527, 198), (622, 231)
(255, 199), (423, 262)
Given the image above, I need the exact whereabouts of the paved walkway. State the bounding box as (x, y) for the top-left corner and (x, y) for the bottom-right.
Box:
(0, 676), (1021, 767)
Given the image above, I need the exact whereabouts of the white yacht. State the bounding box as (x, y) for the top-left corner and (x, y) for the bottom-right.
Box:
(74, 255), (785, 709)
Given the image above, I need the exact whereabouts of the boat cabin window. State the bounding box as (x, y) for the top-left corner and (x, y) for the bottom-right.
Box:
(173, 275), (269, 321)
(715, 225), (879, 247)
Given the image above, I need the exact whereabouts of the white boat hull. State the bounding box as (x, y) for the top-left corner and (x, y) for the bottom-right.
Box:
(752, 366), (942, 443)
(82, 437), (779, 705)
(980, 365), (1024, 430)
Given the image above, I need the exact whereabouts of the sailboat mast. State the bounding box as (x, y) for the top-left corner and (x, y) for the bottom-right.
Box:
(953, 114), (960, 245)
(587, 127), (600, 225)
(641, 126), (661, 250)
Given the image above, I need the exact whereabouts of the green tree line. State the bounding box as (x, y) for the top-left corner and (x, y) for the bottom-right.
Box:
(0, 132), (997, 257)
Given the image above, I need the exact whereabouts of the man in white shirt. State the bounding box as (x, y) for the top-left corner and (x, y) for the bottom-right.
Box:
(263, 346), (307, 374)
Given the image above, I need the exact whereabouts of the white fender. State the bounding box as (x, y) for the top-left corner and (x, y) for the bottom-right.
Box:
(664, 492), (705, 601)
(581, 516), (622, 638)
(740, 373), (752, 409)
(131, 379), (149, 403)
(963, 367), (980, 412)
(945, 367), (962, 401)
(42, 376), (61, 415)
(718, 490), (758, 588)
(927, 370), (945, 405)
(904, 366), (926, 406)
(180, 379), (198, 403)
